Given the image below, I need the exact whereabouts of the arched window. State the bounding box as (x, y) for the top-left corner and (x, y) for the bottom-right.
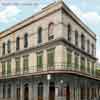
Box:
(91, 43), (94, 56)
(48, 22), (54, 40)
(7, 40), (11, 53)
(67, 24), (71, 41)
(2, 42), (5, 55)
(24, 33), (28, 48)
(38, 82), (43, 100)
(38, 27), (42, 44)
(75, 30), (78, 46)
(87, 40), (90, 53)
(16, 37), (20, 50)
(81, 34), (85, 50)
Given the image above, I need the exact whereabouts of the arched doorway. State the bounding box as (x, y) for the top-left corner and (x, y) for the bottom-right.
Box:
(24, 84), (29, 100)
(66, 85), (70, 100)
(38, 82), (43, 100)
(49, 82), (55, 100)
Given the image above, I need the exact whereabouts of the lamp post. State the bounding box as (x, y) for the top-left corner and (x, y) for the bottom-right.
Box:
(47, 74), (51, 100)
(60, 80), (64, 98)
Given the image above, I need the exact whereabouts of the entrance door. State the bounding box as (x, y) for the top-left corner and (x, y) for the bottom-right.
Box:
(80, 87), (85, 100)
(66, 85), (70, 100)
(38, 82), (43, 100)
(16, 87), (20, 100)
(49, 82), (55, 100)
(24, 84), (29, 100)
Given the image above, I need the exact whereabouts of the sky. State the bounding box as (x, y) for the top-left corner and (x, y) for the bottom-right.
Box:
(0, 0), (100, 61)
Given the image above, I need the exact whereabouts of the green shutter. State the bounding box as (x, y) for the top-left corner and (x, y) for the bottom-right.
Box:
(87, 60), (90, 73)
(16, 58), (20, 73)
(37, 53), (43, 69)
(2, 62), (6, 75)
(67, 51), (72, 67)
(23, 56), (28, 72)
(47, 49), (54, 68)
(7, 60), (11, 75)
(75, 55), (79, 68)
(81, 57), (85, 72)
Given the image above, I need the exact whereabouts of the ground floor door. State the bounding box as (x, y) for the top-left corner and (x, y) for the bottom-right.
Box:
(24, 84), (29, 100)
(38, 82), (43, 100)
(66, 85), (70, 100)
(16, 87), (20, 100)
(49, 82), (55, 100)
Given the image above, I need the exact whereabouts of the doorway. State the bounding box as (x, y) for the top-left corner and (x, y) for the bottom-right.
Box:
(16, 87), (20, 100)
(24, 84), (29, 100)
(49, 82), (55, 100)
(38, 82), (43, 100)
(66, 85), (70, 100)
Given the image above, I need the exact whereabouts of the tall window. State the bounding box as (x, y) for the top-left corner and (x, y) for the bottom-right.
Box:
(15, 57), (20, 74)
(81, 57), (85, 72)
(38, 27), (42, 44)
(47, 48), (55, 68)
(7, 40), (11, 53)
(2, 61), (6, 75)
(48, 23), (54, 40)
(87, 40), (90, 53)
(74, 52), (79, 69)
(8, 84), (11, 98)
(92, 62), (95, 75)
(23, 55), (29, 72)
(37, 52), (43, 70)
(75, 30), (78, 46)
(3, 85), (6, 99)
(2, 42), (5, 55)
(7, 60), (11, 75)
(81, 34), (85, 50)
(38, 82), (43, 100)
(67, 24), (71, 41)
(67, 49), (72, 68)
(91, 43), (94, 56)
(24, 33), (28, 48)
(87, 59), (90, 73)
(16, 37), (20, 50)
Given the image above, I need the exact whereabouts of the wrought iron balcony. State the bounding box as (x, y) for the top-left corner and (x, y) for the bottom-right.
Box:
(0, 63), (100, 80)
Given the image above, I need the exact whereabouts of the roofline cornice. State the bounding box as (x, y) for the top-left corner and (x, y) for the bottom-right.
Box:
(0, 1), (96, 40)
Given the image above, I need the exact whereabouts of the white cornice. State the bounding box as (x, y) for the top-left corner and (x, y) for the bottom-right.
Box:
(0, 1), (96, 40)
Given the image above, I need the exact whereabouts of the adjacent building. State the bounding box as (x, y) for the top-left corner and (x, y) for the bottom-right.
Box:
(0, 0), (100, 100)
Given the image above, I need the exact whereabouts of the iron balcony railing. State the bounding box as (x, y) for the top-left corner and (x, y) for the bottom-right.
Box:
(0, 63), (100, 79)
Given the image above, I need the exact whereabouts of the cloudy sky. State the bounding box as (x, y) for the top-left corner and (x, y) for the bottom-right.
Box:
(0, 0), (100, 61)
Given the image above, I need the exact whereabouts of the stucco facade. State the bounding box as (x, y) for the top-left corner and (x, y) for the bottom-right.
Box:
(0, 1), (99, 100)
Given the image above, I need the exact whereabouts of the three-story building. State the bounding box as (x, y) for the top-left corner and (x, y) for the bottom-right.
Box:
(0, 0), (100, 100)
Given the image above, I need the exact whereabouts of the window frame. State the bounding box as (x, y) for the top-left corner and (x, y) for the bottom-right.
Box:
(7, 40), (11, 53)
(16, 37), (20, 50)
(67, 24), (72, 41)
(48, 22), (54, 40)
(24, 33), (28, 48)
(37, 27), (42, 44)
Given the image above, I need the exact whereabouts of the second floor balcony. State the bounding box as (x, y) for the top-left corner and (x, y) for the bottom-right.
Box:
(0, 63), (100, 80)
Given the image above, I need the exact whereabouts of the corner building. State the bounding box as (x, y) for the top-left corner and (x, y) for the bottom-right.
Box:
(0, 1), (100, 100)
